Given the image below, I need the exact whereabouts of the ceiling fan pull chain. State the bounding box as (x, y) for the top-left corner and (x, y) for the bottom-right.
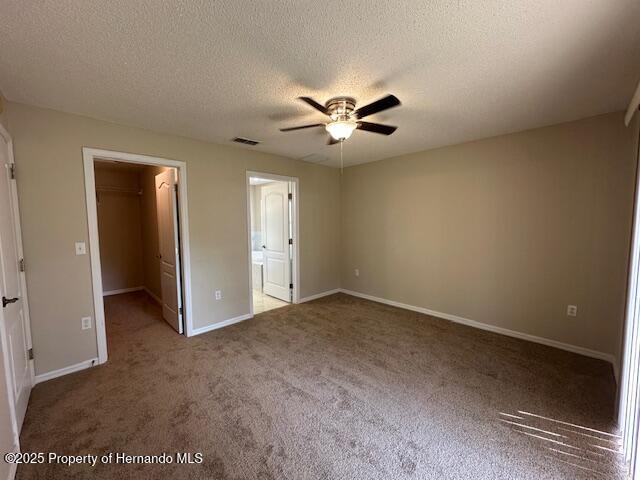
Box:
(340, 140), (344, 175)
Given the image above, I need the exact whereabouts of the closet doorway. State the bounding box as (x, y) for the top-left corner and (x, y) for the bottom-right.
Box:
(83, 148), (193, 365)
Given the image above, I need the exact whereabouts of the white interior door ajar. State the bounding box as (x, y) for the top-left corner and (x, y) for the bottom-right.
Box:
(261, 182), (291, 302)
(155, 169), (183, 334)
(0, 131), (32, 436)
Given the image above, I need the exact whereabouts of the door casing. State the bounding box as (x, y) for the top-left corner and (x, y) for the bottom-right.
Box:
(246, 171), (299, 315)
(83, 148), (194, 365)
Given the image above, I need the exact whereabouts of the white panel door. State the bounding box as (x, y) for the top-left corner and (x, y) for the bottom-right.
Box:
(155, 169), (183, 333)
(0, 133), (31, 434)
(0, 331), (17, 480)
(261, 182), (291, 302)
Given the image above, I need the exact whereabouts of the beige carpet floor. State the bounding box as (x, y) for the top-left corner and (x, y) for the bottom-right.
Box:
(17, 291), (624, 479)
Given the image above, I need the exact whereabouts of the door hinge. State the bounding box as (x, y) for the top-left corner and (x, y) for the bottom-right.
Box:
(9, 164), (15, 180)
(19, 258), (25, 272)
(179, 307), (183, 316)
(28, 348), (33, 361)
(289, 283), (293, 289)
(288, 238), (293, 245)
(288, 193), (292, 200)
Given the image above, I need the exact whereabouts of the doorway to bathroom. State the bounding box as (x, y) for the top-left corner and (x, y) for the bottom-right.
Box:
(246, 172), (299, 314)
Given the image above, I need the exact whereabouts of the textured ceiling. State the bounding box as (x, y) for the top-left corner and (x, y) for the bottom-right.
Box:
(1, 1), (639, 167)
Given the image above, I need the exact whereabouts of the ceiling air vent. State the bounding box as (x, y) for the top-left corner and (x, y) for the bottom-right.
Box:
(299, 154), (328, 164)
(232, 137), (260, 146)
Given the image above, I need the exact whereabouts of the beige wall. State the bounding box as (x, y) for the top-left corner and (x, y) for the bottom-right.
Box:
(94, 162), (167, 299)
(341, 112), (636, 358)
(249, 183), (268, 253)
(6, 102), (341, 375)
(250, 185), (262, 235)
(94, 164), (144, 292)
(5, 98), (635, 376)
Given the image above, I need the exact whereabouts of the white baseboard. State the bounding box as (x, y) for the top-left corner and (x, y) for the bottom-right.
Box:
(191, 313), (253, 336)
(298, 289), (341, 303)
(191, 289), (340, 338)
(143, 287), (162, 304)
(340, 289), (617, 371)
(103, 286), (144, 296)
(34, 357), (98, 384)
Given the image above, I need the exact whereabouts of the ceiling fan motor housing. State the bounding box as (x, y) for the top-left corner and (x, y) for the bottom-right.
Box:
(279, 94), (399, 140)
(326, 97), (356, 121)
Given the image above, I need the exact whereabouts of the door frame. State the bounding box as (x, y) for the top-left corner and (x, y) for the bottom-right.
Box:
(82, 148), (194, 365)
(619, 111), (640, 477)
(0, 122), (34, 475)
(246, 171), (299, 315)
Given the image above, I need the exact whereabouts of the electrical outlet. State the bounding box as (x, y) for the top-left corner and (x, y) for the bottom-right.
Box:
(75, 242), (86, 255)
(354, 269), (360, 277)
(567, 305), (578, 317)
(215, 290), (222, 300)
(81, 316), (92, 330)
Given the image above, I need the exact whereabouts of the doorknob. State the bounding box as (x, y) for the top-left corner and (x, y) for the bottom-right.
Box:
(2, 296), (18, 308)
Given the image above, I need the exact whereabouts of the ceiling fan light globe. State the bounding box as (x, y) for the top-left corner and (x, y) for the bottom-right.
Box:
(326, 120), (357, 141)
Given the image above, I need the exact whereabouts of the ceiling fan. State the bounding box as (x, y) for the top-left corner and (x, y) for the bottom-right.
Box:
(280, 94), (401, 144)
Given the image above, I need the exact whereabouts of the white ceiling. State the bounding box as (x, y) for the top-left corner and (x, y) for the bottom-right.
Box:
(1, 1), (639, 167)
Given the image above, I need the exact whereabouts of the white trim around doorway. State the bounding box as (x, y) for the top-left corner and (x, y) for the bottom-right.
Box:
(246, 171), (300, 316)
(82, 147), (195, 365)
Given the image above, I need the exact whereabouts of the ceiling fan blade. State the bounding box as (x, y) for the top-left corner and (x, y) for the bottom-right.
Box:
(298, 97), (330, 115)
(280, 123), (325, 132)
(327, 136), (340, 145)
(354, 94), (400, 119)
(356, 121), (397, 135)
